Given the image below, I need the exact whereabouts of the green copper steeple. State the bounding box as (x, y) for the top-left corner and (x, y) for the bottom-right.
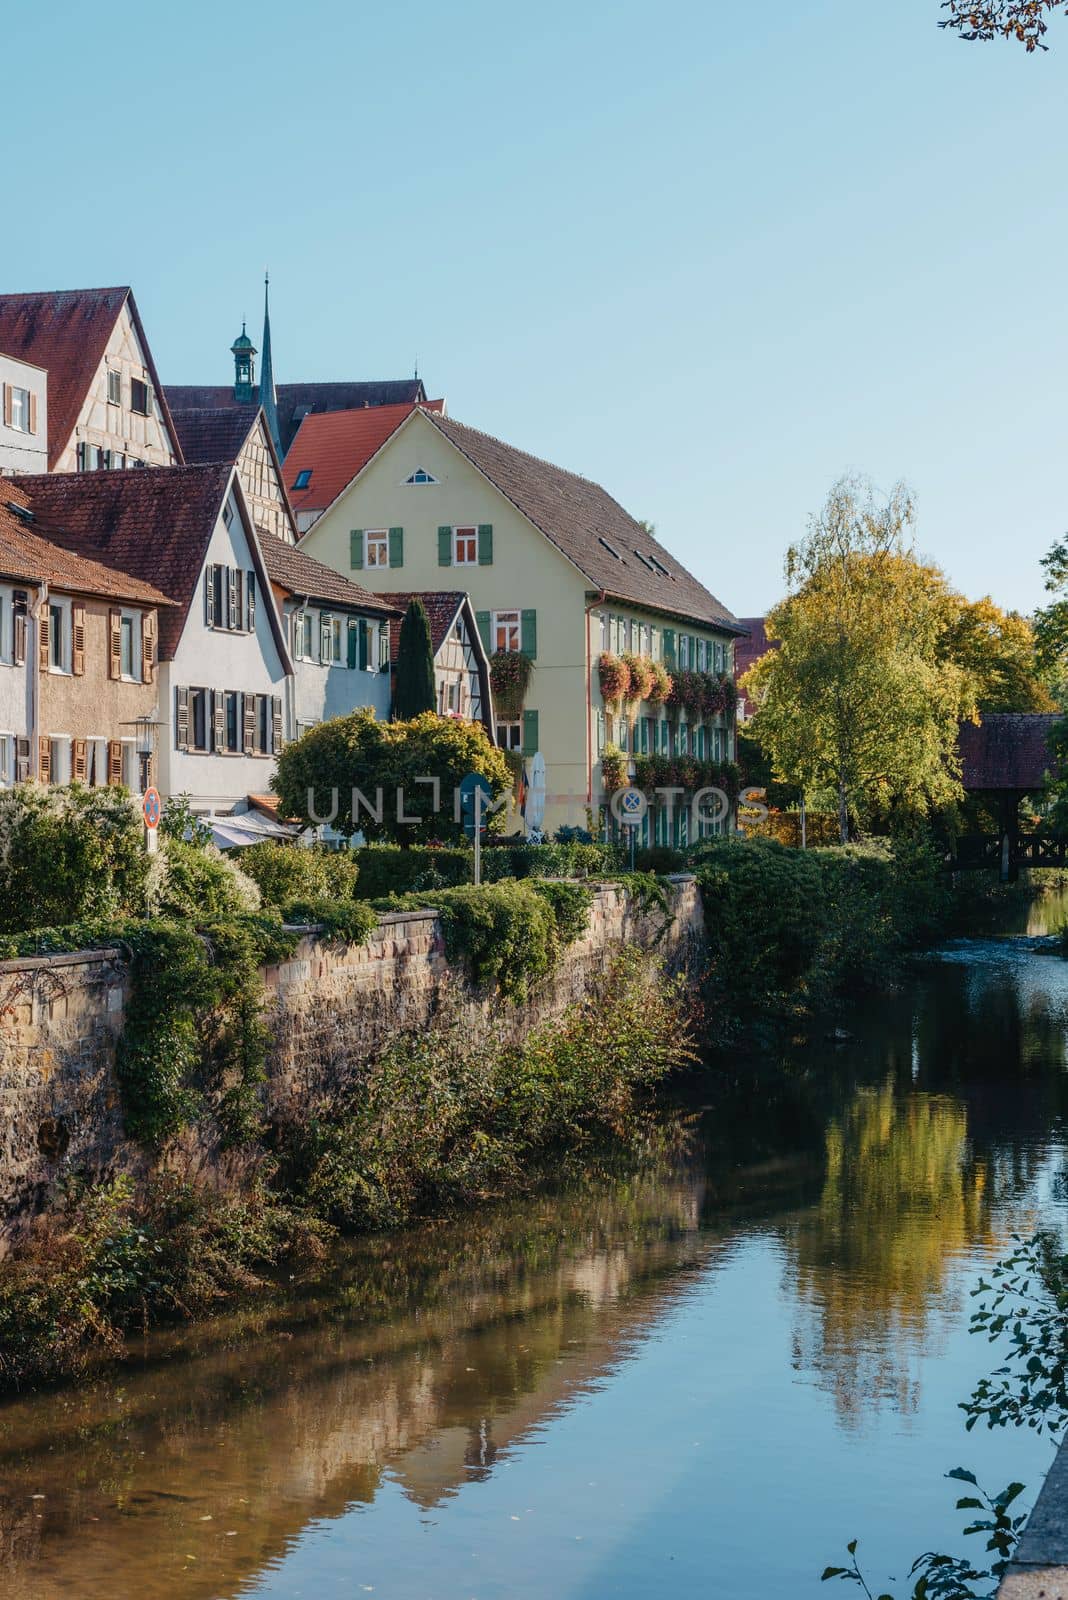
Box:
(260, 272), (281, 453)
(231, 320), (256, 403)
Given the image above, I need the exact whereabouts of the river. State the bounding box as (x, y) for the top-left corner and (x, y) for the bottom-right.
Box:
(4, 896), (1068, 1599)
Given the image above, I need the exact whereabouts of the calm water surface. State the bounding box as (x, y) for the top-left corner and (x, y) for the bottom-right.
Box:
(5, 898), (1068, 1599)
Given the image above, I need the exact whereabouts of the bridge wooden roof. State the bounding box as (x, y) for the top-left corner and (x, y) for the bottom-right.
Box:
(958, 713), (1060, 793)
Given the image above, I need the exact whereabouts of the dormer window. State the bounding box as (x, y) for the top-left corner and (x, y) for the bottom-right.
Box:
(402, 467), (439, 485)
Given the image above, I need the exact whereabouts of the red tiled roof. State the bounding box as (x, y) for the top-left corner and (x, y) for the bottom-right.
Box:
(378, 591), (468, 661)
(958, 714), (1060, 793)
(13, 466), (233, 659)
(0, 483), (172, 606)
(285, 399), (445, 518)
(258, 529), (399, 615)
(164, 380), (428, 456)
(0, 287), (182, 471)
(417, 410), (745, 635)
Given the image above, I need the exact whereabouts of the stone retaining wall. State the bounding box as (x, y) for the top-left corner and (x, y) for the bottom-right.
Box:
(0, 878), (703, 1233)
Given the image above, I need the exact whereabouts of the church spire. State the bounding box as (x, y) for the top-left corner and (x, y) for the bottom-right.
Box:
(260, 270), (281, 453)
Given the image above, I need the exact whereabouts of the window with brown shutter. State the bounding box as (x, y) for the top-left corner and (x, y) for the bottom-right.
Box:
(107, 740), (123, 786)
(142, 610), (156, 684)
(73, 739), (88, 783)
(108, 609), (121, 679)
(38, 610), (50, 675)
(213, 691), (225, 753)
(38, 736), (51, 784)
(271, 696), (283, 754)
(12, 591), (26, 666)
(242, 692), (255, 755)
(15, 737), (30, 782)
(175, 685), (190, 751)
(71, 603), (86, 676)
(1, 385), (10, 427)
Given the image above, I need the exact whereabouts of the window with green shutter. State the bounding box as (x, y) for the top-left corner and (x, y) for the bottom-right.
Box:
(477, 524), (494, 565)
(522, 708), (539, 755)
(520, 609), (537, 659)
(359, 619), (370, 670)
(347, 619), (358, 669)
(663, 628), (676, 667)
(475, 610), (491, 652)
(388, 527), (404, 568)
(350, 529), (364, 570)
(438, 526), (452, 566)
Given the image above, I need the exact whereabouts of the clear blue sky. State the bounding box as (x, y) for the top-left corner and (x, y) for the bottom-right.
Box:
(6, 0), (1065, 617)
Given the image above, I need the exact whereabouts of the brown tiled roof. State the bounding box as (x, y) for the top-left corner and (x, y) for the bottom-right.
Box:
(13, 465), (233, 658)
(0, 484), (172, 606)
(734, 617), (768, 681)
(259, 529), (399, 616)
(378, 591), (468, 660)
(285, 399), (445, 517)
(0, 287), (182, 470)
(164, 380), (428, 456)
(958, 714), (1061, 793)
(169, 407), (257, 464)
(418, 410), (744, 635)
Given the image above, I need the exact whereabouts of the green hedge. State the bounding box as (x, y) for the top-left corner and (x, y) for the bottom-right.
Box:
(352, 840), (620, 899)
(692, 833), (948, 1043)
(236, 841), (360, 907)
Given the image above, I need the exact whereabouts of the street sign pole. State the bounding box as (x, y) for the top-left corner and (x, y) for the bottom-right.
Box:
(473, 787), (482, 886)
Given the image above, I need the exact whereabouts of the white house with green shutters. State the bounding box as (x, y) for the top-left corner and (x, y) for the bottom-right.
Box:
(298, 406), (745, 837)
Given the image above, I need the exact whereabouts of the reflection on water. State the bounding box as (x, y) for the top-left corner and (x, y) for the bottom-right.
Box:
(4, 926), (1068, 1598)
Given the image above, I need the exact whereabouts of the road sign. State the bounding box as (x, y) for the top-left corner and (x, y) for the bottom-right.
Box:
(142, 786), (161, 830)
(618, 787), (644, 827)
(459, 772), (493, 840)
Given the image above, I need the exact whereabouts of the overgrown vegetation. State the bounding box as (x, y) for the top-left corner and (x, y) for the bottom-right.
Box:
(0, 948), (694, 1388)
(694, 832), (949, 1044)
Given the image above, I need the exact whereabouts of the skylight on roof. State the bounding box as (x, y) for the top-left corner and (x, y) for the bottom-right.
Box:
(402, 467), (439, 485)
(5, 501), (34, 524)
(598, 536), (622, 559)
(634, 550), (656, 573)
(292, 469), (312, 490)
(648, 554), (671, 578)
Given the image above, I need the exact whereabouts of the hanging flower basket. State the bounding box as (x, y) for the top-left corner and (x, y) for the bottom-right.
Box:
(490, 650), (534, 720)
(647, 661), (672, 705)
(598, 652), (629, 706)
(601, 743), (627, 794)
(621, 651), (655, 704)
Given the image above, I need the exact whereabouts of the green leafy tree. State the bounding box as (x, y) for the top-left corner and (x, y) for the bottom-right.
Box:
(272, 710), (512, 845)
(394, 598), (436, 719)
(939, 0), (1065, 50)
(744, 476), (975, 843)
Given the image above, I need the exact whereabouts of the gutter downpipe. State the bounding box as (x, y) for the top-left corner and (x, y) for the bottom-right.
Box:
(28, 582), (47, 779)
(585, 590), (607, 812)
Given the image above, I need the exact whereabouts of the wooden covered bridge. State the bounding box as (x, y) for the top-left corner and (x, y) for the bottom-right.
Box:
(953, 713), (1062, 880)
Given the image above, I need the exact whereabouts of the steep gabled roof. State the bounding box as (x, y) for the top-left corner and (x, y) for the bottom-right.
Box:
(164, 379), (428, 456)
(259, 529), (399, 616)
(14, 465), (238, 658)
(958, 714), (1060, 793)
(284, 399), (445, 518)
(377, 591), (471, 660)
(413, 410), (744, 635)
(169, 406), (259, 465)
(0, 286), (182, 470)
(0, 483), (172, 606)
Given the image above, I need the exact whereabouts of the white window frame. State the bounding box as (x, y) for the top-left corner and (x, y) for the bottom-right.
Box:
(364, 530), (389, 569)
(0, 587), (10, 665)
(493, 609), (521, 653)
(48, 597), (71, 674)
(453, 526), (478, 566)
(401, 467), (439, 486)
(86, 735), (107, 787)
(50, 735), (72, 785)
(0, 733), (12, 787)
(121, 738), (139, 791)
(9, 386), (30, 432)
(130, 376), (151, 417)
(293, 609), (316, 662)
(119, 609), (142, 682)
(106, 368), (122, 406)
(321, 614), (342, 665)
(496, 721), (522, 751)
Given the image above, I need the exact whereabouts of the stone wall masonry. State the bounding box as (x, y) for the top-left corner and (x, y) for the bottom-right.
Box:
(0, 878), (703, 1235)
